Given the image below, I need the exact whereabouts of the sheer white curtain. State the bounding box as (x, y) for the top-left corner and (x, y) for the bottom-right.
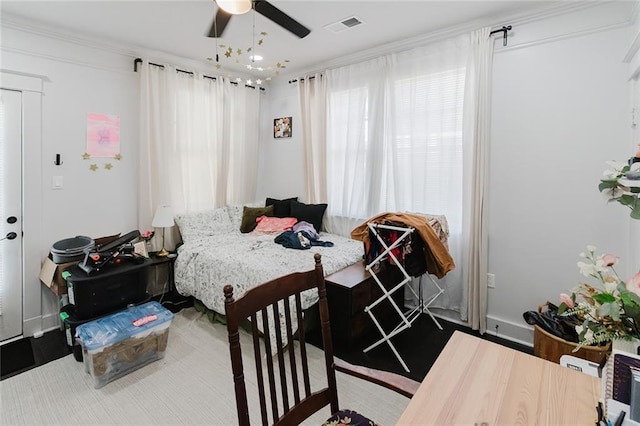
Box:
(323, 29), (493, 321)
(298, 74), (327, 204)
(324, 57), (389, 237)
(170, 72), (224, 212)
(325, 36), (469, 314)
(462, 27), (494, 333)
(138, 61), (261, 239)
(224, 82), (261, 205)
(138, 62), (173, 233)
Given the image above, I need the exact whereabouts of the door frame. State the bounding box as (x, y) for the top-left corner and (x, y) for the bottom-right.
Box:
(1, 71), (44, 341)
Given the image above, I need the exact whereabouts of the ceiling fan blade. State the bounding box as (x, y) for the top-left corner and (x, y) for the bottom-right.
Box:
(253, 0), (311, 39)
(207, 9), (232, 38)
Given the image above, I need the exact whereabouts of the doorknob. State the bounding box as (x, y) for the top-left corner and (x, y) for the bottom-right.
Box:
(1, 232), (17, 241)
(6, 216), (17, 224)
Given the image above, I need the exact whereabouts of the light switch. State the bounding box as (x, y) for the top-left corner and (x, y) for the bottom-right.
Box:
(52, 175), (63, 189)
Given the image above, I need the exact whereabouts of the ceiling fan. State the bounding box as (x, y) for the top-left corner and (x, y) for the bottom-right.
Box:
(207, 0), (311, 39)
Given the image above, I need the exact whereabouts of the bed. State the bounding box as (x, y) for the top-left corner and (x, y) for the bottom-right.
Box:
(173, 203), (365, 350)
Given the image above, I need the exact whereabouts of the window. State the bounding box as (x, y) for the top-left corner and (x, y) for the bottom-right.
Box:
(326, 65), (465, 230)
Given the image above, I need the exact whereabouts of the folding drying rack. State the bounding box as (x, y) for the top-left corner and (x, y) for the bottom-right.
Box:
(363, 221), (445, 372)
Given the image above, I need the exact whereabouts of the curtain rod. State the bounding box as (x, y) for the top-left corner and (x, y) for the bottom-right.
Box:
(288, 75), (319, 84)
(133, 58), (265, 91)
(490, 25), (512, 46)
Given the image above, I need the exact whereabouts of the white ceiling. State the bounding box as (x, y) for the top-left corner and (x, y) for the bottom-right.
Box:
(1, 0), (568, 80)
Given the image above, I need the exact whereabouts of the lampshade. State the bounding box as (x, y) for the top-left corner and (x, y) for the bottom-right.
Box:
(152, 205), (175, 228)
(217, 0), (252, 15)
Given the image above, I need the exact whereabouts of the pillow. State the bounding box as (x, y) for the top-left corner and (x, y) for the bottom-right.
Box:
(174, 206), (232, 243)
(239, 205), (274, 233)
(253, 216), (298, 234)
(227, 201), (262, 230)
(265, 197), (298, 218)
(290, 200), (327, 233)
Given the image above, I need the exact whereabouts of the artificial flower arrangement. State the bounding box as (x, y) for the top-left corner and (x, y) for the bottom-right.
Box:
(139, 230), (155, 242)
(558, 245), (640, 349)
(599, 148), (640, 220)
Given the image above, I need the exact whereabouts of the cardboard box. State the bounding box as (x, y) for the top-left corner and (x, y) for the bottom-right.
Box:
(39, 256), (78, 296)
(40, 233), (122, 296)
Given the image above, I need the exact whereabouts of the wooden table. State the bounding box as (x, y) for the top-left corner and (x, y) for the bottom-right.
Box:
(397, 331), (601, 425)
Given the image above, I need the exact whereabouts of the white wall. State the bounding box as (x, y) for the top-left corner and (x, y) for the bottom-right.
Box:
(255, 78), (306, 202)
(261, 2), (635, 345)
(488, 5), (632, 343)
(1, 26), (139, 332)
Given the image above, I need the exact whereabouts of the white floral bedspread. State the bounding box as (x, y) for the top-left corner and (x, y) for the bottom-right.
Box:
(174, 231), (363, 314)
(173, 205), (364, 354)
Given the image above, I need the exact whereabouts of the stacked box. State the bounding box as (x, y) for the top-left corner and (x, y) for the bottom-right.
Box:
(76, 301), (174, 388)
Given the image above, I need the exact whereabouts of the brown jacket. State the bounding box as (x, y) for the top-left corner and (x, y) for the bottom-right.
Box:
(351, 212), (455, 279)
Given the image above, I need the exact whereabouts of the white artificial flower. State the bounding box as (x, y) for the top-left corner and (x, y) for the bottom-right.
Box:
(577, 261), (597, 277)
(594, 257), (612, 273)
(586, 245), (597, 253)
(602, 169), (621, 180)
(604, 280), (618, 293)
(605, 160), (627, 173)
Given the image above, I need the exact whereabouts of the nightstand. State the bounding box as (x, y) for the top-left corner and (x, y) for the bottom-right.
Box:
(325, 261), (404, 350)
(147, 252), (176, 297)
(146, 252), (192, 312)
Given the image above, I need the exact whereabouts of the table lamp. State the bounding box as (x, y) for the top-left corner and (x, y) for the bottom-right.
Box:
(152, 205), (174, 257)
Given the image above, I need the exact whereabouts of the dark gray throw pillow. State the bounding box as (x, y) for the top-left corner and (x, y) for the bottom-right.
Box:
(290, 200), (327, 233)
(240, 205), (274, 233)
(265, 197), (298, 218)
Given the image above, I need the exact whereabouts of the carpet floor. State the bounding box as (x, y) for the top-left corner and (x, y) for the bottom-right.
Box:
(1, 307), (410, 425)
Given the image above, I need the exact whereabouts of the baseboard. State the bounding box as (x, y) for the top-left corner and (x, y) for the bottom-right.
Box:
(40, 312), (62, 335)
(427, 308), (534, 348)
(486, 315), (534, 348)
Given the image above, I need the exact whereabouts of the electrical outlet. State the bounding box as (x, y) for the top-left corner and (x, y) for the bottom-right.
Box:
(487, 273), (496, 288)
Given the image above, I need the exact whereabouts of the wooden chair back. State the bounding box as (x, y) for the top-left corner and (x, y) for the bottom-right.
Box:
(223, 253), (338, 426)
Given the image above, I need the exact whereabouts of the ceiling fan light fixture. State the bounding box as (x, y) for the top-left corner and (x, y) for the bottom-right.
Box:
(217, 0), (252, 15)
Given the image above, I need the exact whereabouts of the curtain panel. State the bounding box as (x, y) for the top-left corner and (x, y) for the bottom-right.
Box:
(301, 28), (494, 327)
(462, 27), (494, 333)
(138, 61), (261, 248)
(297, 74), (327, 205)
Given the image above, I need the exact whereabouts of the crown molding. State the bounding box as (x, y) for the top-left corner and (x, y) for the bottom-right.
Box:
(286, 1), (630, 80)
(0, 14), (253, 80)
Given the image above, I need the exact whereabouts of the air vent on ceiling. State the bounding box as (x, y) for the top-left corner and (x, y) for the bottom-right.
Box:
(324, 16), (364, 34)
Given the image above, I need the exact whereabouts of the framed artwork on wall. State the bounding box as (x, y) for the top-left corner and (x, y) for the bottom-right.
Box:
(274, 117), (292, 138)
(86, 112), (120, 157)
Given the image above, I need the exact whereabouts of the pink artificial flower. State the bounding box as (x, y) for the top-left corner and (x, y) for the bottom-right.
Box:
(602, 254), (619, 267)
(626, 272), (640, 296)
(559, 293), (574, 308)
(140, 230), (154, 240)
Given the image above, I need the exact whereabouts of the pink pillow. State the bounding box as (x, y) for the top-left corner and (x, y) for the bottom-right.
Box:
(253, 216), (298, 234)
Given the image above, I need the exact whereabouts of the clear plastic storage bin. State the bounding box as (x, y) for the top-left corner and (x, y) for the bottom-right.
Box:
(76, 301), (174, 388)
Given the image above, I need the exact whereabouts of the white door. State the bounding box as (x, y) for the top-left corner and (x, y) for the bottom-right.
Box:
(0, 88), (23, 342)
